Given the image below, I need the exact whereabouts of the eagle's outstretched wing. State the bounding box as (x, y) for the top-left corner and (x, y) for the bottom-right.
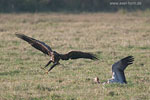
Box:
(111, 56), (134, 83)
(60, 51), (98, 60)
(16, 34), (52, 56)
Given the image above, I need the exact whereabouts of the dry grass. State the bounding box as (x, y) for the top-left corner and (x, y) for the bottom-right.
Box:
(0, 12), (150, 100)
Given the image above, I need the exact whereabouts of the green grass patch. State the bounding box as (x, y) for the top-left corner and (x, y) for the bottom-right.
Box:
(0, 70), (20, 76)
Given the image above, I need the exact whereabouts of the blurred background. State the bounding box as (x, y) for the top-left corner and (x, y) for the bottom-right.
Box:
(0, 0), (149, 13)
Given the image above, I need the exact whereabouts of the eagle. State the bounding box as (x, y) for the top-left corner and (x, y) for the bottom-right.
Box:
(16, 34), (98, 73)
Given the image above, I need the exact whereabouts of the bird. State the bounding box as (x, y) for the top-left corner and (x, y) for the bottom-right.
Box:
(15, 34), (98, 73)
(107, 56), (134, 84)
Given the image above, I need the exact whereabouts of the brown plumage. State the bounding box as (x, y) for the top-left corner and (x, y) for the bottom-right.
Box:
(16, 34), (98, 73)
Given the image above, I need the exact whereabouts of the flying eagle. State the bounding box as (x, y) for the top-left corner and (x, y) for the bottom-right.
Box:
(16, 34), (98, 73)
(94, 56), (134, 84)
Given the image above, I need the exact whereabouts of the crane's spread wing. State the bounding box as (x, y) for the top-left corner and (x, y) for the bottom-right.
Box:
(60, 51), (98, 60)
(111, 56), (134, 83)
(16, 34), (52, 56)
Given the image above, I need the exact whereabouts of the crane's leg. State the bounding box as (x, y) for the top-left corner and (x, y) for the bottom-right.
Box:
(45, 62), (59, 74)
(41, 60), (52, 70)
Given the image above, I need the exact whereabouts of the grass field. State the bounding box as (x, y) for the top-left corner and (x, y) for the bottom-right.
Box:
(0, 11), (150, 100)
